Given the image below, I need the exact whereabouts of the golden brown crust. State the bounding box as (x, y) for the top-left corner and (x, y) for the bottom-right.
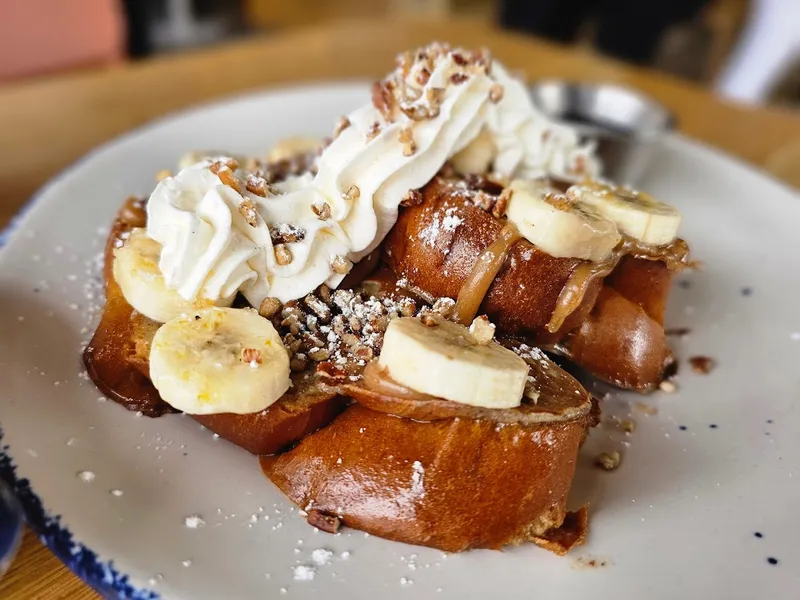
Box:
(606, 256), (674, 326)
(261, 404), (589, 552)
(383, 177), (599, 343)
(84, 211), (348, 453)
(82, 217), (175, 417)
(560, 286), (672, 390)
(192, 376), (348, 456)
(344, 342), (592, 425)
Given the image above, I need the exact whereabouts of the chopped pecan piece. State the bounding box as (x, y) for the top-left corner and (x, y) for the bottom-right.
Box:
(238, 199), (259, 227)
(270, 224), (306, 245)
(306, 509), (342, 534)
(241, 348), (262, 364)
(258, 297), (282, 319)
(400, 189), (424, 207)
(274, 244), (293, 266)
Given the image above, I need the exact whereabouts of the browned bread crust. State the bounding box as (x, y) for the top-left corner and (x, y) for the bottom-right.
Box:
(83, 214), (175, 417)
(383, 176), (679, 390)
(261, 403), (590, 552)
(606, 255), (674, 326)
(560, 286), (671, 390)
(83, 206), (347, 453)
(344, 343), (594, 425)
(383, 177), (600, 343)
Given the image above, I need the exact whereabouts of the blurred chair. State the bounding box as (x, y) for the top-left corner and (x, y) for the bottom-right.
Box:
(715, 0), (800, 103)
(0, 0), (125, 81)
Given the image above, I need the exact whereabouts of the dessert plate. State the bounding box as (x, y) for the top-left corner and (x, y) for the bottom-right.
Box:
(1, 84), (798, 600)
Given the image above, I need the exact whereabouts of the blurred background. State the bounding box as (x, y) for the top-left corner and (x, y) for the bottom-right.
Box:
(0, 0), (798, 109)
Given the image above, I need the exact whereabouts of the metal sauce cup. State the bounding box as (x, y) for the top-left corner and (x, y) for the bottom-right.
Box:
(529, 81), (675, 186)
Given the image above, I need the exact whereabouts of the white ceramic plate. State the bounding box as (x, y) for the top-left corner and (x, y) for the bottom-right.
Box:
(1, 84), (799, 600)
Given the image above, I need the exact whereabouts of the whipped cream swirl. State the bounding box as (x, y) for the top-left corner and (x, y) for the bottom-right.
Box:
(146, 43), (599, 307)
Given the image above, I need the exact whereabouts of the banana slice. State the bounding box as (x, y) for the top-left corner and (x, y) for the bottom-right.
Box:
(569, 181), (681, 246)
(378, 315), (528, 409)
(149, 307), (290, 415)
(505, 179), (620, 262)
(452, 128), (497, 175)
(266, 136), (323, 163)
(113, 229), (234, 323)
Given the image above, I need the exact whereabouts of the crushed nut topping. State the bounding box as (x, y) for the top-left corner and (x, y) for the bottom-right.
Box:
(274, 244), (293, 266)
(426, 87), (445, 107)
(689, 355), (715, 374)
(306, 510), (341, 534)
(596, 451), (621, 471)
(269, 223), (306, 244)
(415, 67), (431, 86)
(489, 83), (504, 103)
(311, 201), (332, 220)
(342, 184), (361, 202)
(400, 189), (424, 207)
(366, 121), (382, 141)
(399, 127), (417, 157)
(431, 297), (455, 319)
(238, 199), (259, 227)
(420, 314), (439, 327)
(245, 174), (270, 197)
(241, 348), (262, 364)
(492, 188), (513, 218)
(330, 255), (351, 274)
(617, 419), (636, 433)
(450, 72), (468, 85)
(209, 158), (240, 174)
(333, 115), (351, 138)
(216, 167), (243, 194)
(290, 353), (309, 372)
(258, 297), (281, 318)
(469, 315), (495, 345)
(371, 80), (393, 121)
(400, 104), (432, 121)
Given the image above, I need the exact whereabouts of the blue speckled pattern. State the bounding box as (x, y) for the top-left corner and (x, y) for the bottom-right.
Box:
(0, 431), (160, 600)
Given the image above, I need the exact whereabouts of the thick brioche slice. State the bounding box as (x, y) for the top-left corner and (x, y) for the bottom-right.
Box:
(261, 404), (591, 553)
(559, 286), (672, 390)
(261, 343), (596, 553)
(84, 203), (347, 454)
(83, 204), (175, 417)
(383, 177), (601, 343)
(605, 255), (674, 325)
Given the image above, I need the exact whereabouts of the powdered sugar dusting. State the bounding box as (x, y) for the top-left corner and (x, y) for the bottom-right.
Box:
(411, 460), (425, 498)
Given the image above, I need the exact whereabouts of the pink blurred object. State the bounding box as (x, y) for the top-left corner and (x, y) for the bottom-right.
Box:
(0, 0), (125, 81)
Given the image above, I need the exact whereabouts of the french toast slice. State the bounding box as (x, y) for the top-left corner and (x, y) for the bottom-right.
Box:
(83, 202), (348, 454)
(384, 177), (600, 343)
(261, 344), (596, 553)
(383, 175), (684, 390)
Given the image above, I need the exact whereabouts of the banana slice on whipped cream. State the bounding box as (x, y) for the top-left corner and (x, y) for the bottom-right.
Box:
(113, 228), (234, 323)
(149, 307), (290, 415)
(378, 314), (528, 409)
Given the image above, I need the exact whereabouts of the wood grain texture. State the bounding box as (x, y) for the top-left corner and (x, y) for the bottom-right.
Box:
(1, 18), (798, 599)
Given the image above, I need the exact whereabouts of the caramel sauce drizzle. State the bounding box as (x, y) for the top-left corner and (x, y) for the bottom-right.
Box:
(450, 210), (691, 334)
(453, 223), (523, 325)
(546, 236), (692, 333)
(363, 360), (433, 401)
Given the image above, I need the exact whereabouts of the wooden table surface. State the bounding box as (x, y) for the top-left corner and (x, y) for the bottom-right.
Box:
(1, 17), (798, 600)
